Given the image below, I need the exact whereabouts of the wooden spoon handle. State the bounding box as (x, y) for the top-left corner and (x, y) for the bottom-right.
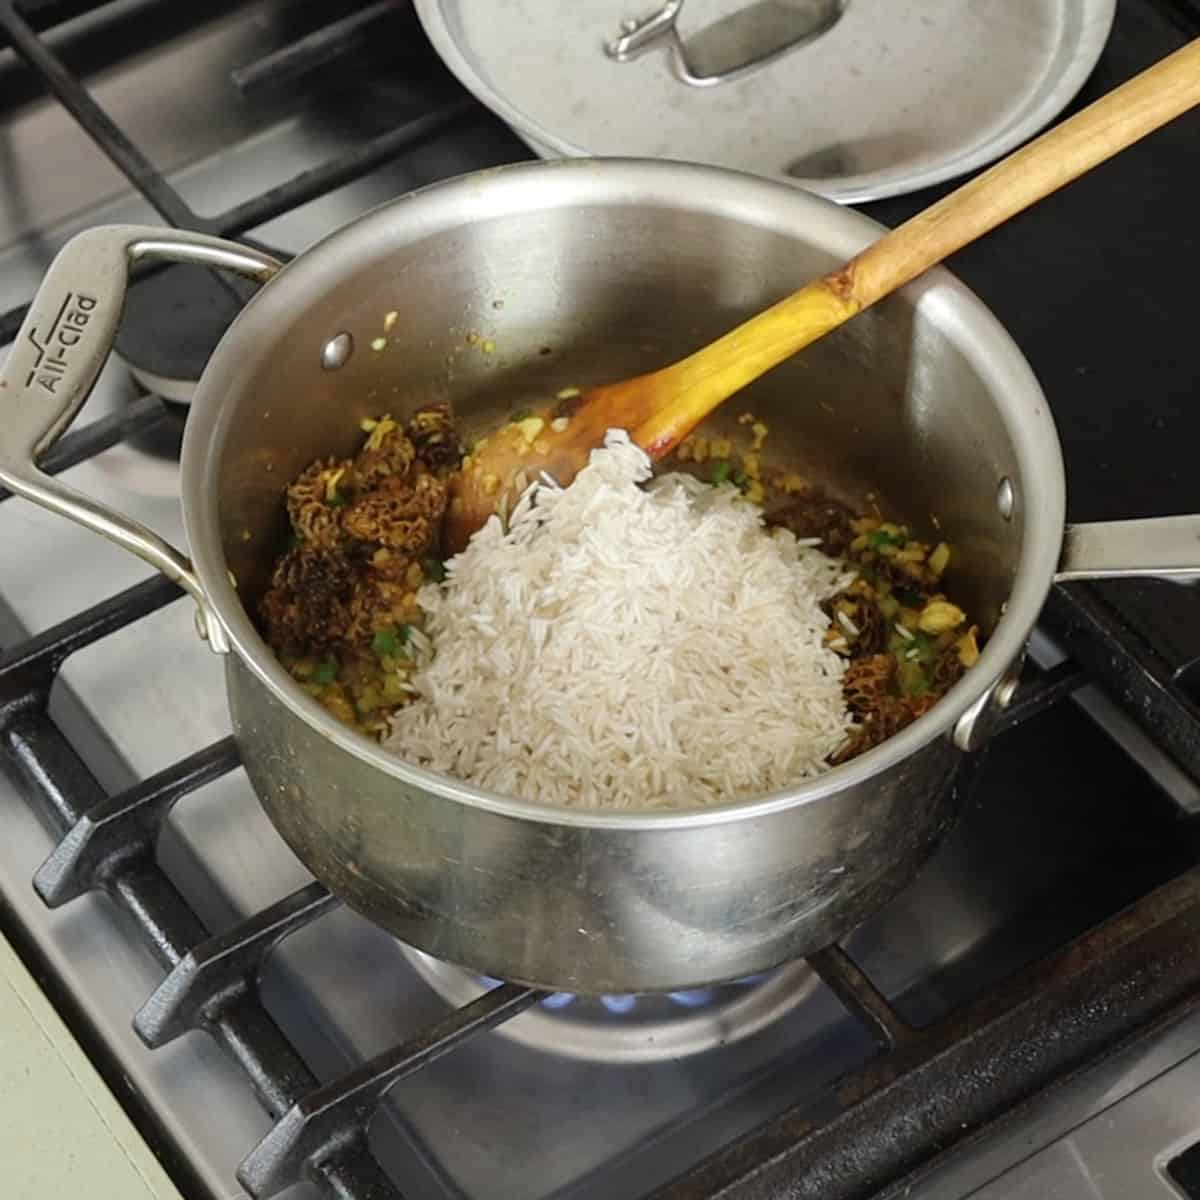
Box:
(633, 36), (1200, 455)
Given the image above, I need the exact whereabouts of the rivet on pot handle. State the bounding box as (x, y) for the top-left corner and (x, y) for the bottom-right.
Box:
(952, 654), (1025, 753)
(0, 225), (282, 653)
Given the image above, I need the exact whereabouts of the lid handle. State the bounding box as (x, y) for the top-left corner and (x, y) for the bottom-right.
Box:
(607, 0), (847, 87)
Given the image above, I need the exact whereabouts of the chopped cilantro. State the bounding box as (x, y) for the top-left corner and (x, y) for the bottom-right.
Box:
(312, 658), (338, 685)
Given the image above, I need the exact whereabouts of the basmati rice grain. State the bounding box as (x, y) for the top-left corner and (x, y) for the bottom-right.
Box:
(385, 430), (856, 810)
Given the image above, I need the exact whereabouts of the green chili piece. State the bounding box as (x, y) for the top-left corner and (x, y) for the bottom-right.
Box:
(312, 658), (338, 685)
(895, 659), (930, 696)
(906, 631), (937, 664)
(371, 629), (402, 657)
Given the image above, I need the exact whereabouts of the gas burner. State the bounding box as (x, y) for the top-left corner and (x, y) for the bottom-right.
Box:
(114, 262), (254, 405)
(77, 263), (257, 497)
(400, 947), (820, 1063)
(78, 362), (187, 499)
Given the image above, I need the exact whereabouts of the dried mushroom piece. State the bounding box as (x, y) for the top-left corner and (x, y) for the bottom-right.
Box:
(842, 654), (895, 718)
(259, 408), (457, 736)
(767, 485), (980, 765)
(260, 545), (355, 653)
(832, 692), (938, 764)
(341, 470), (447, 557)
(828, 585), (888, 656)
(285, 456), (353, 547)
(766, 492), (857, 555)
(930, 644), (967, 693)
(354, 417), (416, 488)
(406, 404), (462, 472)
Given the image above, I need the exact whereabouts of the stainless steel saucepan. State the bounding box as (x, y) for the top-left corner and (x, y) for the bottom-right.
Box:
(2, 160), (1197, 994)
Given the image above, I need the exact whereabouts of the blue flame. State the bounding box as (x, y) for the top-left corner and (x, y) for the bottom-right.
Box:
(600, 994), (638, 1014)
(477, 972), (771, 1013)
(666, 988), (716, 1008)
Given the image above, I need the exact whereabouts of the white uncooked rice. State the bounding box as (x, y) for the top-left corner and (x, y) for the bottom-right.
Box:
(385, 430), (856, 810)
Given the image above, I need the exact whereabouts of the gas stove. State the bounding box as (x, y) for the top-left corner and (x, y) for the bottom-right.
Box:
(2, 3), (1200, 1200)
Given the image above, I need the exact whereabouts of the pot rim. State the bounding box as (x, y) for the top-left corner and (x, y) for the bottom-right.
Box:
(182, 157), (1066, 831)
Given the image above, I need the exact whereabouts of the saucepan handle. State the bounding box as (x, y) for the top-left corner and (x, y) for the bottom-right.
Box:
(1057, 518), (1200, 580)
(956, 515), (1200, 750)
(0, 225), (282, 652)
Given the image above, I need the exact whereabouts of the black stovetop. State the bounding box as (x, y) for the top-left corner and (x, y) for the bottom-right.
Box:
(868, 3), (1199, 529)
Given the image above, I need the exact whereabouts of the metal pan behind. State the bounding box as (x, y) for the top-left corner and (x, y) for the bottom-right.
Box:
(414, 0), (1115, 204)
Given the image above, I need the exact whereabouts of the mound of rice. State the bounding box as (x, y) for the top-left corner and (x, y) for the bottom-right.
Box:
(385, 430), (856, 810)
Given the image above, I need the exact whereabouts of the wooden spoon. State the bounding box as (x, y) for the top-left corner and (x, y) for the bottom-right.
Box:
(446, 38), (1200, 554)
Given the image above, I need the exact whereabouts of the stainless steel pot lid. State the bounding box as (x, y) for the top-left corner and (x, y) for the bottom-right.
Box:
(414, 0), (1115, 203)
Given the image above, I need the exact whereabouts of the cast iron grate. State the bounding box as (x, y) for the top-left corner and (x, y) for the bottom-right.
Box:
(0, 0), (476, 346)
(4, 4), (1200, 1200)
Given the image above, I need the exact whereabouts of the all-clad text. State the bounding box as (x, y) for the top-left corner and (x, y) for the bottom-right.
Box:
(24, 293), (98, 394)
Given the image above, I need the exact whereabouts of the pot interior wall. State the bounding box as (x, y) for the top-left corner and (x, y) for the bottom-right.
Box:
(214, 196), (1024, 633)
